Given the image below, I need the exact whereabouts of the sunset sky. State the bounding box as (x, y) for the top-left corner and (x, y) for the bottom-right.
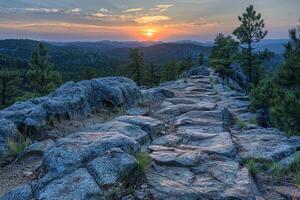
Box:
(0, 0), (299, 41)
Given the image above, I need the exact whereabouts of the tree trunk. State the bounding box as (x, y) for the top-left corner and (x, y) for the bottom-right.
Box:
(2, 80), (6, 105)
(247, 42), (252, 92)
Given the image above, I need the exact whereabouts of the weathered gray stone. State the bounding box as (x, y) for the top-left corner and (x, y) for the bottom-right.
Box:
(84, 121), (150, 146)
(152, 135), (182, 147)
(142, 87), (174, 106)
(0, 77), (141, 137)
(187, 66), (210, 77)
(44, 132), (140, 176)
(16, 139), (55, 161)
(278, 151), (300, 169)
(222, 168), (260, 200)
(115, 116), (164, 140)
(126, 107), (149, 116)
(87, 148), (137, 187)
(0, 184), (33, 200)
(146, 165), (198, 200)
(182, 132), (236, 157)
(155, 103), (216, 117)
(234, 129), (295, 160)
(36, 168), (103, 200)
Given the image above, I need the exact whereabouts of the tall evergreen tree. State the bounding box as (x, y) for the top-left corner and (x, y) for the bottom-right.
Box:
(209, 33), (239, 82)
(81, 67), (98, 80)
(178, 56), (194, 74)
(129, 48), (143, 86)
(161, 60), (177, 82)
(233, 5), (267, 88)
(0, 70), (21, 107)
(250, 25), (300, 135)
(198, 52), (205, 66)
(146, 63), (159, 86)
(27, 43), (62, 95)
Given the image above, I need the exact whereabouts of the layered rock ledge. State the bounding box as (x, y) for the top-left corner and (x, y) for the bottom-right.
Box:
(1, 68), (300, 200)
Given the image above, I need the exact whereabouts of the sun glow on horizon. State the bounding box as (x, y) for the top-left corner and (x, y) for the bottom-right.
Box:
(141, 28), (158, 40)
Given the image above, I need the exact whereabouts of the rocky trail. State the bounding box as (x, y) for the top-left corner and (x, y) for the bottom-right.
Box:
(1, 69), (300, 200)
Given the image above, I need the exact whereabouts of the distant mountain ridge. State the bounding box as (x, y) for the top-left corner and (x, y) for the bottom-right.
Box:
(0, 38), (287, 79)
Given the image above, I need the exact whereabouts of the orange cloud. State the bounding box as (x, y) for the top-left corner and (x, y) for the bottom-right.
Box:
(135, 15), (170, 24)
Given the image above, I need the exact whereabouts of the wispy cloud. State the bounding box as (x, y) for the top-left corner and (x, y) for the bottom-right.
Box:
(24, 8), (60, 13)
(99, 8), (110, 13)
(123, 8), (144, 13)
(135, 15), (170, 23)
(150, 5), (174, 12)
(68, 8), (81, 13)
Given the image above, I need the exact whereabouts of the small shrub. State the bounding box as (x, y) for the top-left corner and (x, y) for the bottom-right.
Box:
(269, 162), (282, 178)
(135, 151), (151, 175)
(248, 118), (257, 125)
(287, 155), (300, 173)
(295, 171), (300, 185)
(6, 134), (32, 157)
(238, 120), (246, 130)
(243, 159), (260, 176)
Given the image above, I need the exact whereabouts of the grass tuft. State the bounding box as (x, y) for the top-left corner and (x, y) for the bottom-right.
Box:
(238, 120), (246, 130)
(135, 151), (151, 175)
(6, 134), (32, 158)
(243, 158), (260, 176)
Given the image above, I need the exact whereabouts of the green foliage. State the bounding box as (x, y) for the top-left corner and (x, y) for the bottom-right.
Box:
(209, 33), (238, 82)
(249, 26), (300, 135)
(0, 69), (22, 107)
(135, 151), (151, 175)
(249, 79), (278, 111)
(198, 52), (204, 66)
(295, 172), (300, 185)
(287, 155), (300, 173)
(81, 67), (98, 80)
(6, 134), (32, 158)
(233, 4), (268, 90)
(270, 90), (300, 135)
(269, 162), (282, 178)
(178, 57), (193, 74)
(145, 63), (160, 86)
(237, 120), (246, 130)
(15, 92), (40, 102)
(243, 158), (260, 176)
(27, 43), (62, 95)
(128, 48), (143, 86)
(161, 60), (178, 82)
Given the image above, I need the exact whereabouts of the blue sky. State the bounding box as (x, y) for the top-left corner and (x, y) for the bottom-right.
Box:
(0, 0), (299, 41)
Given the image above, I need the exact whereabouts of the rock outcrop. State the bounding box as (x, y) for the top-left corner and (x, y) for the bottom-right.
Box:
(0, 77), (141, 157)
(1, 71), (300, 200)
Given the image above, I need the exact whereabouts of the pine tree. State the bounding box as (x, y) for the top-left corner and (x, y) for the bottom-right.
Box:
(146, 63), (159, 86)
(0, 70), (21, 107)
(161, 60), (177, 82)
(209, 33), (239, 82)
(250, 25), (300, 135)
(178, 56), (194, 74)
(275, 28), (300, 89)
(233, 5), (267, 88)
(81, 67), (98, 80)
(198, 52), (204, 65)
(129, 48), (143, 86)
(27, 43), (62, 95)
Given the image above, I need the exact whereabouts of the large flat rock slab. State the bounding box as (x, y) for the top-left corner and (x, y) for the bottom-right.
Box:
(44, 132), (140, 176)
(155, 103), (216, 118)
(115, 116), (164, 139)
(36, 168), (102, 200)
(233, 128), (297, 160)
(87, 148), (137, 187)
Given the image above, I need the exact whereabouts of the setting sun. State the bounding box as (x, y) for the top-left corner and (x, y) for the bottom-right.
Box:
(141, 28), (158, 40)
(147, 31), (153, 37)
